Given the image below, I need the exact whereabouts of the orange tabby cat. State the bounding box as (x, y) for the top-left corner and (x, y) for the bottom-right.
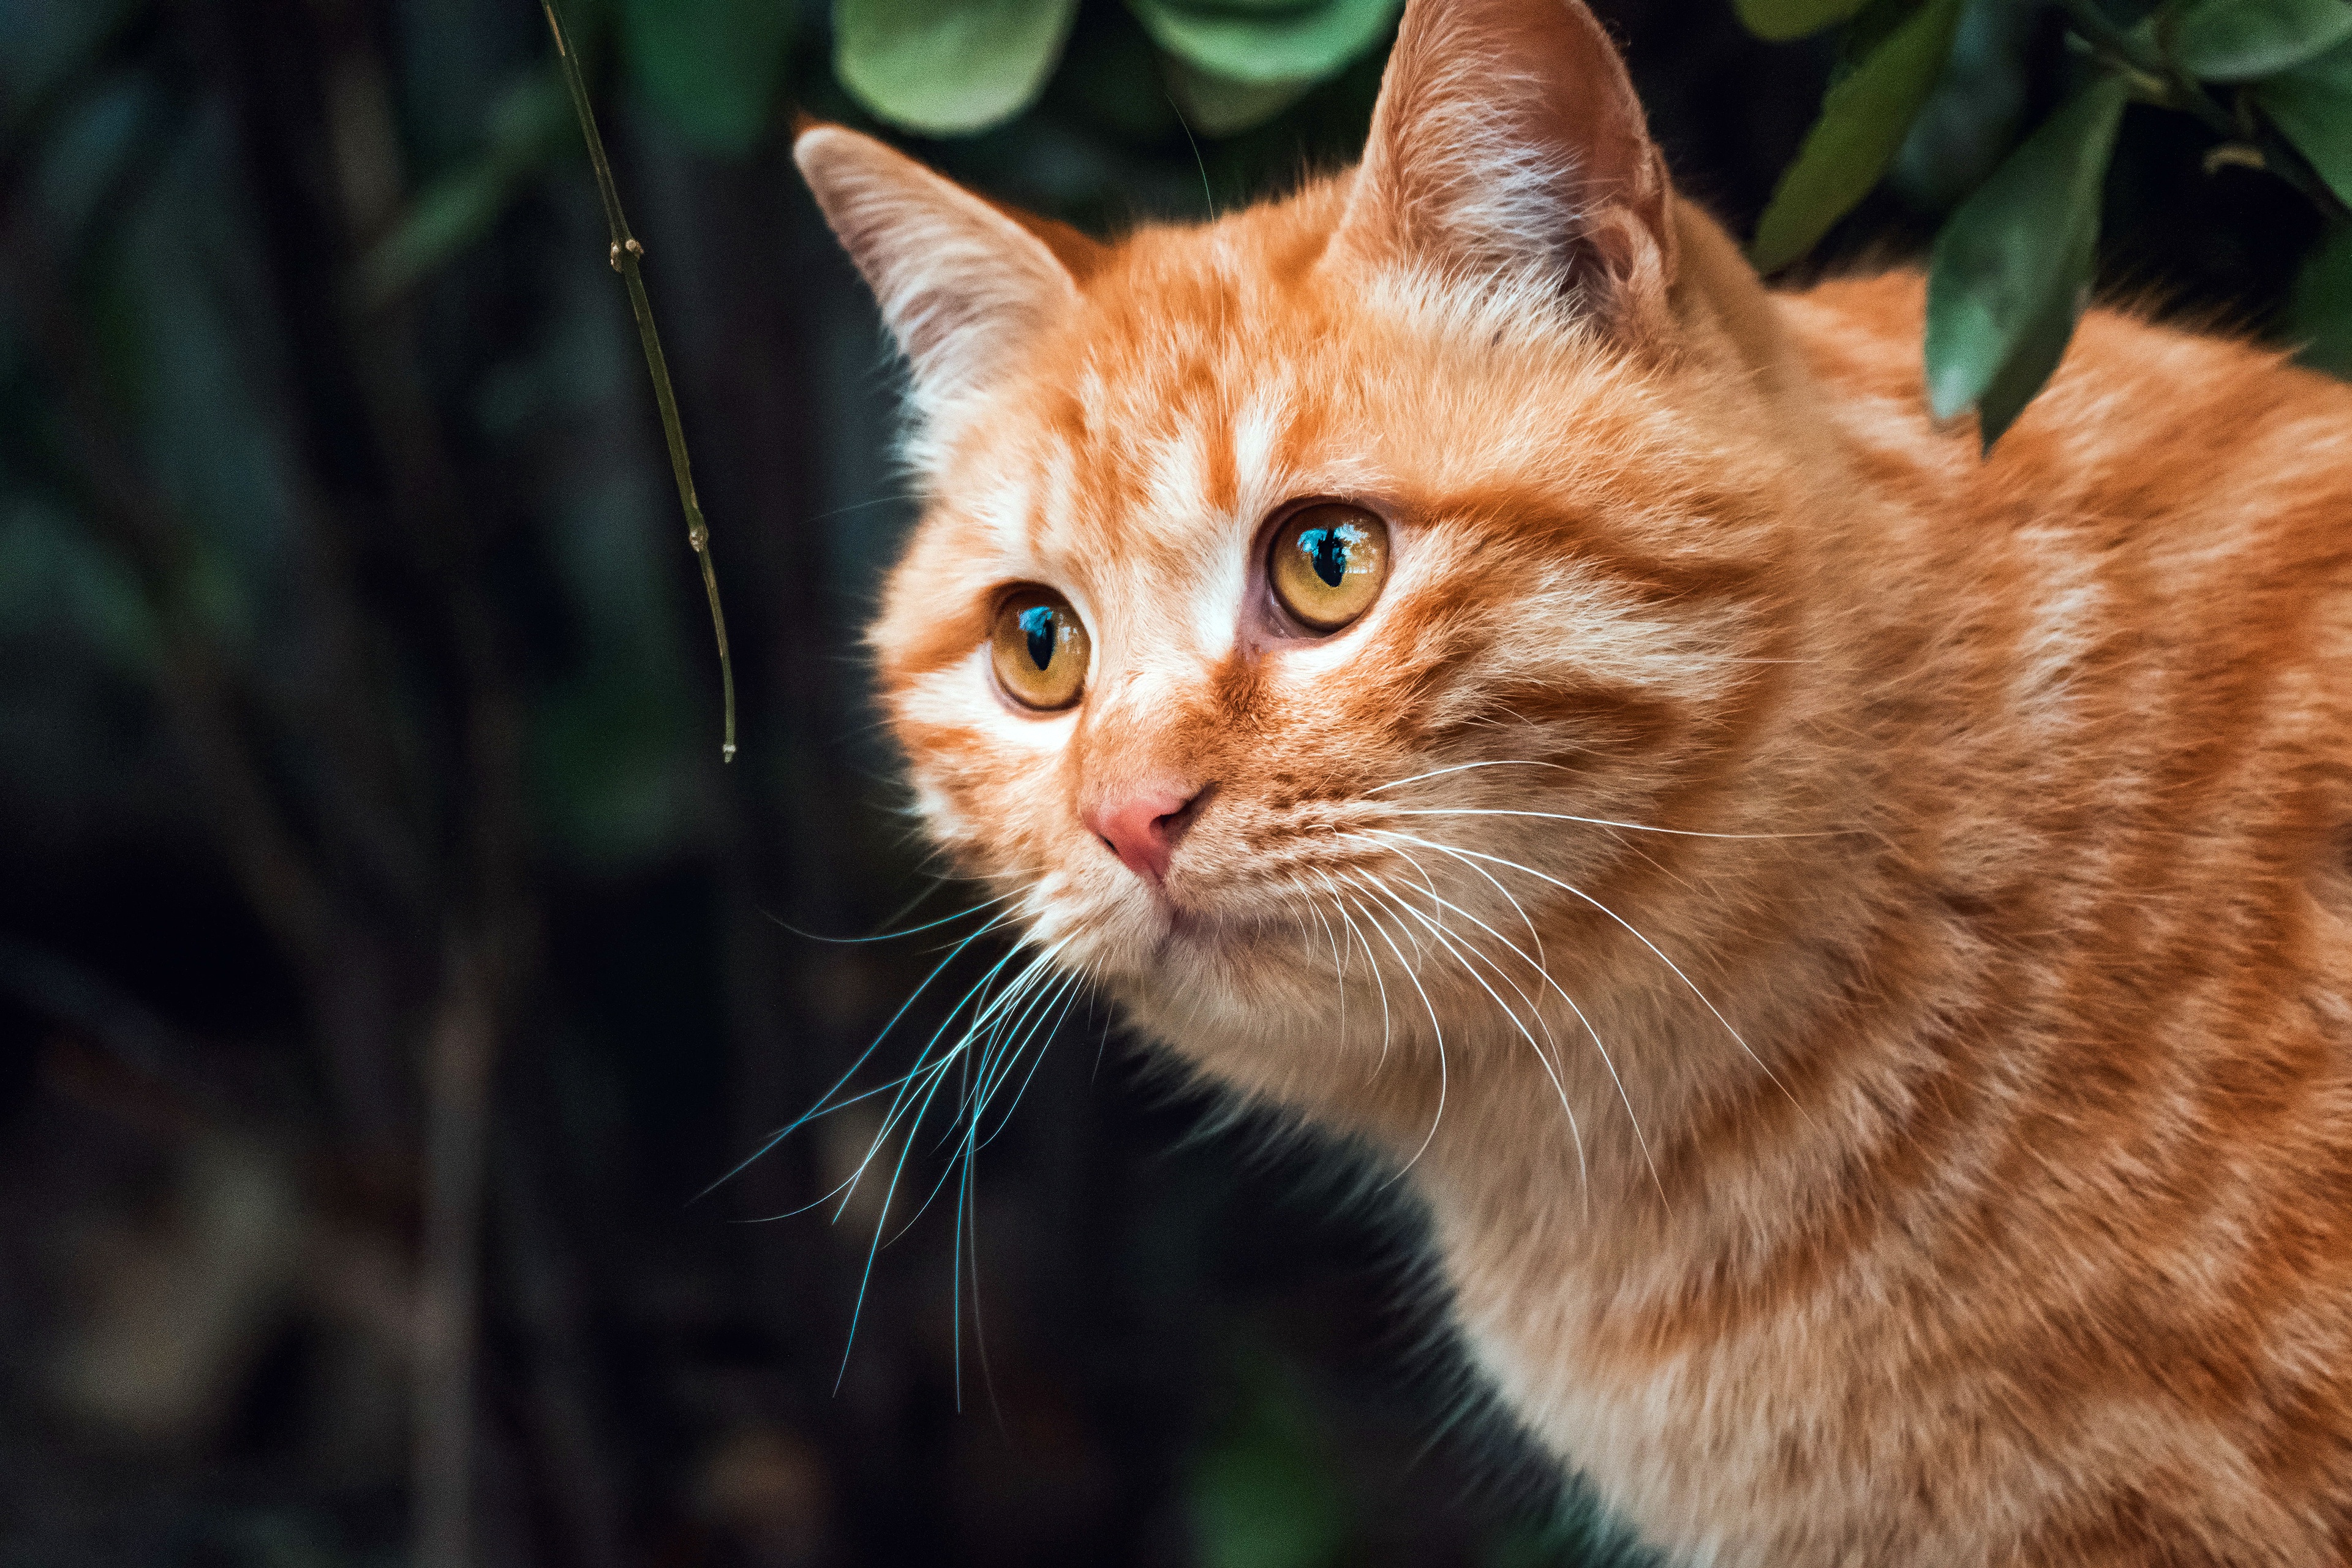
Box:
(794, 0), (2352, 1558)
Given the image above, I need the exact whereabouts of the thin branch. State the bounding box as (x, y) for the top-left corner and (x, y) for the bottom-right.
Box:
(541, 0), (738, 763)
(2056, 0), (2352, 225)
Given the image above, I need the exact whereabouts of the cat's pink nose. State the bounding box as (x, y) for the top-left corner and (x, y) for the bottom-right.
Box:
(1084, 785), (1203, 886)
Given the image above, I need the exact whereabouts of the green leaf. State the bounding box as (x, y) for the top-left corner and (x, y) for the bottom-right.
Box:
(1752, 0), (1964, 271)
(1734, 0), (1872, 45)
(2169, 0), (2352, 83)
(834, 0), (1077, 134)
(1163, 53), (1314, 135)
(617, 0), (793, 154)
(1888, 0), (2036, 211)
(2284, 221), (2352, 376)
(2255, 36), (2352, 206)
(1925, 75), (2127, 448)
(357, 71), (571, 307)
(1128, 0), (1400, 85)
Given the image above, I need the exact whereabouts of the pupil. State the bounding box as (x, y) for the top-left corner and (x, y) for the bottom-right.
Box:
(1019, 605), (1057, 671)
(1308, 527), (1348, 588)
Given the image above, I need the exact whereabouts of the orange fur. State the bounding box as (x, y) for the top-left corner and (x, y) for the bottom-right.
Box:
(798, 0), (2352, 1558)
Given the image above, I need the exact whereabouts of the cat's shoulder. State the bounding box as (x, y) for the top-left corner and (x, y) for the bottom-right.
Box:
(1778, 266), (2351, 429)
(1776, 267), (2352, 549)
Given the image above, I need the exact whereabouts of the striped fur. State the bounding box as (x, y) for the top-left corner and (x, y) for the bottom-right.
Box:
(798, 0), (2352, 1557)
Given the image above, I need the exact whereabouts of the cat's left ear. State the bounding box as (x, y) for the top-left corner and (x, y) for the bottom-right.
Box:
(1330, 0), (1677, 336)
(795, 124), (1099, 420)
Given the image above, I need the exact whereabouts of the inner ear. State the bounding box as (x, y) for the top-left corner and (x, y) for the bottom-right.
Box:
(795, 124), (1098, 421)
(1330, 0), (1676, 330)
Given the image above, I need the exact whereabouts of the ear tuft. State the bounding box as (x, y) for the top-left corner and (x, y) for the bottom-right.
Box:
(1331, 0), (1676, 333)
(794, 125), (1085, 421)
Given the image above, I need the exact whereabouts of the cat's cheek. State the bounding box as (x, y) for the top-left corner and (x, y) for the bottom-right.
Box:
(892, 647), (1080, 859)
(907, 780), (973, 853)
(898, 647), (1082, 753)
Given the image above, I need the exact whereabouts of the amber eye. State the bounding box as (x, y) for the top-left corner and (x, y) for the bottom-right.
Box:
(989, 587), (1091, 711)
(1268, 503), (1390, 633)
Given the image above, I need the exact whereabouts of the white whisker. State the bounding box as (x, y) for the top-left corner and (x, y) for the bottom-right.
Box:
(1384, 807), (1838, 840)
(1333, 872), (1449, 1176)
(1363, 758), (1578, 794)
(1411, 840), (1809, 1121)
(1362, 829), (1667, 1206)
(1321, 876), (1392, 1068)
(1349, 869), (1588, 1204)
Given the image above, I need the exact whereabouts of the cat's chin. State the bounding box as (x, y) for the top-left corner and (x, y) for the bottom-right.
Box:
(1073, 895), (1274, 987)
(1085, 896), (1379, 1052)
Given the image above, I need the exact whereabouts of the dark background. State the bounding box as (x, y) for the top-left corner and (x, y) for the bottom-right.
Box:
(0, 1), (2330, 1564)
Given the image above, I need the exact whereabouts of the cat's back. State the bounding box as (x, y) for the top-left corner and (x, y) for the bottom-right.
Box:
(1681, 273), (2352, 1561)
(1777, 271), (2352, 988)
(1783, 270), (2352, 578)
(1779, 268), (2352, 774)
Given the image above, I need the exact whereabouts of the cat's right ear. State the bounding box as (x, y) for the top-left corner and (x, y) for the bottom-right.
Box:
(1330, 0), (1678, 337)
(794, 124), (1094, 420)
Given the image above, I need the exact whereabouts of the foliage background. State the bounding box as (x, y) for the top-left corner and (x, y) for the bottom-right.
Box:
(0, 1), (2339, 1565)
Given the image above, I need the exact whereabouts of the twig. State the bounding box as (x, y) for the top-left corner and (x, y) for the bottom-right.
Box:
(540, 0), (738, 763)
(2056, 0), (2352, 225)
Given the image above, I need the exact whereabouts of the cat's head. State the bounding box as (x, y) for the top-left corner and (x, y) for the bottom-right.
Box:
(799, 0), (1834, 1136)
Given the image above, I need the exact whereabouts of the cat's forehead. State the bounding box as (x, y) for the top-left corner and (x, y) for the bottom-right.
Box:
(938, 239), (1625, 568)
(933, 233), (1346, 576)
(896, 184), (1697, 684)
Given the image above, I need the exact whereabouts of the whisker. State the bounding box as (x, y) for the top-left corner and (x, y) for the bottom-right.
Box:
(895, 965), (1086, 1249)
(829, 937), (1065, 1229)
(1332, 872), (1449, 1177)
(765, 888), (1016, 945)
(973, 968), (1090, 1150)
(1350, 869), (1588, 1205)
(954, 965), (1096, 1420)
(1363, 758), (1580, 795)
(1321, 876), (1392, 1068)
(1362, 829), (1667, 1207)
(835, 1029), (970, 1390)
(1408, 840), (1811, 1122)
(696, 909), (1022, 1203)
(1383, 807), (1841, 840)
(1303, 888), (1348, 1038)
(832, 940), (1078, 1390)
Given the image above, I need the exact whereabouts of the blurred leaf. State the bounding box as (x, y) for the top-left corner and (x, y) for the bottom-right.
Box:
(616, 0), (794, 153)
(1164, 53), (1314, 135)
(358, 70), (571, 307)
(1056, 9), (1183, 140)
(835, 0), (1079, 134)
(1128, 0), (1399, 85)
(360, 171), (514, 306)
(1926, 74), (2126, 446)
(2168, 0), (2352, 83)
(2255, 36), (2352, 206)
(1735, 0), (1872, 44)
(0, 0), (138, 134)
(1752, 0), (1964, 270)
(0, 499), (159, 674)
(2285, 219), (2352, 374)
(1888, 0), (2034, 211)
(1189, 1348), (1351, 1568)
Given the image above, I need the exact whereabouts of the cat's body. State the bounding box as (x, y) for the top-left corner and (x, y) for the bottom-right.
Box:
(1403, 273), (2352, 1565)
(796, 0), (2352, 1557)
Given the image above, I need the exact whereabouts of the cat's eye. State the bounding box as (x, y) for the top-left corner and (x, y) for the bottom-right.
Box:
(1268, 503), (1390, 633)
(989, 587), (1091, 711)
